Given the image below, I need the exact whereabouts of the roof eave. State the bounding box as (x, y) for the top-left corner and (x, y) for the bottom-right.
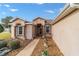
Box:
(52, 3), (79, 25)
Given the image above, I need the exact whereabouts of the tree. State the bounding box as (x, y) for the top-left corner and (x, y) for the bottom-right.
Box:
(0, 24), (4, 33)
(1, 16), (13, 28)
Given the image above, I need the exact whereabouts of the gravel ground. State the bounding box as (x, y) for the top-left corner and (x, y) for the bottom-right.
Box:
(31, 37), (63, 56)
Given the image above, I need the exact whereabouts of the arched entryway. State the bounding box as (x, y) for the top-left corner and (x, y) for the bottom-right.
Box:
(35, 24), (43, 37)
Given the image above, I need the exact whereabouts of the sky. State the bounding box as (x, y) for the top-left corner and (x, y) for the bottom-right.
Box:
(0, 3), (65, 22)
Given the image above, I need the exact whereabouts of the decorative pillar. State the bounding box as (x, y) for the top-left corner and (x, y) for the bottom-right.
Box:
(42, 25), (45, 38)
(23, 25), (25, 40)
(11, 25), (15, 39)
(32, 25), (35, 38)
(50, 24), (52, 34)
(24, 25), (25, 39)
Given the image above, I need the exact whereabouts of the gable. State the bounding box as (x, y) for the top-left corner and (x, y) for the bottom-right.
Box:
(10, 18), (25, 26)
(33, 17), (45, 25)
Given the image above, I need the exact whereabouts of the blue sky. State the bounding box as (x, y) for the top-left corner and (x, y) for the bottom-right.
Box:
(0, 3), (65, 22)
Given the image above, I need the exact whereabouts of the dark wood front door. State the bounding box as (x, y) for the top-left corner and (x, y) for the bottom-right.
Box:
(35, 24), (43, 37)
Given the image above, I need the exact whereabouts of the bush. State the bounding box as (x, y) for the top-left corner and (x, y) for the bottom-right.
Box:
(0, 24), (4, 33)
(42, 50), (48, 56)
(0, 40), (7, 49)
(7, 40), (20, 50)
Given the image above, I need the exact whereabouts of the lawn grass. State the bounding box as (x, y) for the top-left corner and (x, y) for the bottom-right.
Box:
(0, 32), (11, 40)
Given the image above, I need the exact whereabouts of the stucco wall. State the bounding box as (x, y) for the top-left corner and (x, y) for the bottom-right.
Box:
(11, 19), (25, 39)
(33, 19), (45, 25)
(52, 9), (79, 56)
(12, 19), (25, 26)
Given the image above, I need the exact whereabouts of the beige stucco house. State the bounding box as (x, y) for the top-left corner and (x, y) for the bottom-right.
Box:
(9, 17), (52, 40)
(9, 3), (79, 56)
(52, 3), (79, 56)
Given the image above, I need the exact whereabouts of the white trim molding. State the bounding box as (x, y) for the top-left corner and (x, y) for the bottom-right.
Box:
(16, 25), (24, 36)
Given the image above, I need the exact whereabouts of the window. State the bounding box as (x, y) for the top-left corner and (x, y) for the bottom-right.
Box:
(18, 26), (22, 34)
(46, 25), (50, 33)
(16, 25), (23, 35)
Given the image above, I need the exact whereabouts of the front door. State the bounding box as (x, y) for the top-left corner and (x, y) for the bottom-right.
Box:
(35, 24), (43, 37)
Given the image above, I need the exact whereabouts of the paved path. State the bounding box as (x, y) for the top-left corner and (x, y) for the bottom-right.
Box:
(16, 39), (40, 56)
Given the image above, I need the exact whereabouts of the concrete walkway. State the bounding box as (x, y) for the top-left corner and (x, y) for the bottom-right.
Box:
(16, 39), (39, 56)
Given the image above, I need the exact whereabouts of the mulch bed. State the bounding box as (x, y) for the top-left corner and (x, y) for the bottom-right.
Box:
(7, 39), (33, 56)
(31, 38), (45, 56)
(47, 38), (63, 56)
(31, 37), (63, 56)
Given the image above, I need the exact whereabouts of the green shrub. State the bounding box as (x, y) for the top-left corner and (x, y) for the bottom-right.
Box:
(0, 24), (4, 33)
(7, 40), (20, 50)
(42, 50), (48, 56)
(0, 40), (7, 49)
